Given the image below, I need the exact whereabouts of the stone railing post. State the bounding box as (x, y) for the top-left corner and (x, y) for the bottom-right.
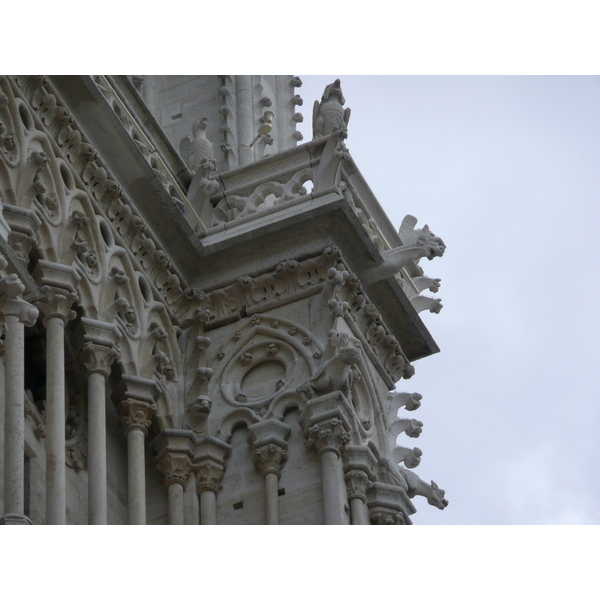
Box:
(343, 445), (376, 525)
(248, 419), (291, 525)
(300, 392), (353, 525)
(0, 279), (39, 524)
(34, 260), (80, 525)
(192, 437), (231, 525)
(80, 318), (121, 525)
(118, 375), (159, 525)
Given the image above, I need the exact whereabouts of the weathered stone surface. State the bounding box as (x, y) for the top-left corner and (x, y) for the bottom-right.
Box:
(0, 75), (446, 525)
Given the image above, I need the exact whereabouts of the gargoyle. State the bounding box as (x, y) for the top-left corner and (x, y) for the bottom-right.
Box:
(391, 445), (422, 469)
(385, 391), (422, 424)
(397, 465), (448, 510)
(389, 418), (423, 438)
(312, 79), (351, 139)
(362, 234), (445, 285)
(183, 395), (212, 434)
(297, 345), (361, 400)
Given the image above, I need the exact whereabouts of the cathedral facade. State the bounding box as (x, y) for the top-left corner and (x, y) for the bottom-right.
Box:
(0, 75), (447, 525)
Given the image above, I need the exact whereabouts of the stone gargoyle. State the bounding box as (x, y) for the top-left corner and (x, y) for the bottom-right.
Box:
(312, 79), (351, 139)
(397, 465), (449, 510)
(297, 345), (361, 400)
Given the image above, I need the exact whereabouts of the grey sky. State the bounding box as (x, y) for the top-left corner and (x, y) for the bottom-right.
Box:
(297, 75), (600, 525)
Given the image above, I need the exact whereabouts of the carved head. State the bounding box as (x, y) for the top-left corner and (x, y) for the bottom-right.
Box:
(321, 78), (345, 105)
(163, 364), (175, 381)
(339, 346), (361, 366)
(187, 395), (212, 416)
(429, 481), (449, 510)
(193, 117), (209, 136)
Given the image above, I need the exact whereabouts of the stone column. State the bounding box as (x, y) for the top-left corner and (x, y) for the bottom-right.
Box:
(300, 392), (353, 525)
(343, 445), (376, 525)
(299, 392), (352, 525)
(118, 375), (159, 525)
(248, 419), (291, 525)
(156, 453), (191, 525)
(0, 292), (39, 525)
(80, 318), (121, 525)
(192, 437), (231, 525)
(34, 261), (80, 525)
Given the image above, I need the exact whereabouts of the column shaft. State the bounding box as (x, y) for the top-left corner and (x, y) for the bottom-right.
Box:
(264, 472), (280, 525)
(3, 315), (25, 516)
(45, 315), (66, 525)
(321, 449), (344, 525)
(200, 490), (217, 525)
(87, 371), (107, 524)
(350, 497), (367, 525)
(127, 428), (146, 525)
(167, 482), (184, 525)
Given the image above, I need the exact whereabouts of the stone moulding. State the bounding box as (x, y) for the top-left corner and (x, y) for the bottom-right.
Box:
(199, 245), (413, 386)
(5, 75), (201, 326)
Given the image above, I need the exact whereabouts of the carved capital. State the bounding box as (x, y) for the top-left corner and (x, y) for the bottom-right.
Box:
(33, 260), (80, 324)
(119, 398), (157, 436)
(253, 443), (288, 478)
(248, 418), (291, 477)
(157, 452), (192, 487)
(194, 460), (226, 494)
(305, 418), (351, 458)
(36, 285), (78, 325)
(0, 297), (39, 327)
(192, 436), (231, 494)
(366, 482), (415, 525)
(369, 510), (406, 525)
(345, 469), (372, 503)
(81, 341), (120, 377)
(81, 318), (122, 376)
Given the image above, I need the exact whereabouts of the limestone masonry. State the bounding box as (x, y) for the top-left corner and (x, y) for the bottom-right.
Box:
(0, 75), (447, 524)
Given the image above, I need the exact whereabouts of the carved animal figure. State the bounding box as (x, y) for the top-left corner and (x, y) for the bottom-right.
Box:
(312, 79), (351, 138)
(180, 117), (213, 172)
(362, 234), (445, 285)
(183, 395), (212, 433)
(398, 465), (448, 510)
(298, 345), (361, 399)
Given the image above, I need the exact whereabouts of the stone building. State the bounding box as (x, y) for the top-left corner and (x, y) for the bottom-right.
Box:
(0, 75), (448, 525)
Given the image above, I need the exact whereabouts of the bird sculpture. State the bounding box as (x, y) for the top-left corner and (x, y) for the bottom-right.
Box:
(180, 117), (214, 172)
(312, 78), (351, 139)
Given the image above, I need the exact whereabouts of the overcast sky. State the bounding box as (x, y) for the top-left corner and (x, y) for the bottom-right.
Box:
(297, 75), (600, 525)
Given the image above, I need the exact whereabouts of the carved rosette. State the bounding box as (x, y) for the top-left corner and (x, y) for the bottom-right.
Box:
(305, 418), (351, 458)
(253, 443), (288, 478)
(194, 460), (226, 494)
(118, 399), (157, 436)
(157, 453), (192, 487)
(345, 469), (372, 503)
(81, 341), (120, 377)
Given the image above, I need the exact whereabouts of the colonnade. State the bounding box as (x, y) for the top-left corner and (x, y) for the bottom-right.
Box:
(1, 260), (405, 525)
